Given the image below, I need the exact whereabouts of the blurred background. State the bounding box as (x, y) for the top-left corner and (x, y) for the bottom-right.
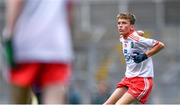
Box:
(0, 0), (180, 104)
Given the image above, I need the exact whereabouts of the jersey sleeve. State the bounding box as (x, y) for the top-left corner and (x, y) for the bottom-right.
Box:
(139, 36), (159, 48)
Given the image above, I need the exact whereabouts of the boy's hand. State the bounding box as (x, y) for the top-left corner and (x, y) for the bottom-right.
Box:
(131, 52), (148, 63)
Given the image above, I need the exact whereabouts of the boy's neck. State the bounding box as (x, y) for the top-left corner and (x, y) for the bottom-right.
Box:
(122, 30), (134, 39)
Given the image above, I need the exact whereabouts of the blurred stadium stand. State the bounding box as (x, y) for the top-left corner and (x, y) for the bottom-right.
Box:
(0, 0), (180, 104)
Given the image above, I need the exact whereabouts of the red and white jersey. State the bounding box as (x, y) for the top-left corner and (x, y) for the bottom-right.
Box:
(119, 31), (159, 77)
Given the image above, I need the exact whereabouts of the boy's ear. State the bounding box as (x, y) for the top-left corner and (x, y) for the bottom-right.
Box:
(130, 25), (135, 31)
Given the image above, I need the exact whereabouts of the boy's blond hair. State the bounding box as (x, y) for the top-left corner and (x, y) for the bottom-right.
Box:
(117, 13), (136, 25)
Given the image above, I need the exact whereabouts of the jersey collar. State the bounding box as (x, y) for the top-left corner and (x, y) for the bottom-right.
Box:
(121, 30), (135, 39)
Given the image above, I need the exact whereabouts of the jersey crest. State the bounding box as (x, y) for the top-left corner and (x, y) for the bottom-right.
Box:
(131, 42), (134, 48)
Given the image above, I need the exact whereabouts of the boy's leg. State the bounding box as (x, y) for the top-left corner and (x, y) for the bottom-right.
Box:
(115, 92), (136, 104)
(9, 63), (39, 104)
(103, 87), (127, 105)
(40, 63), (71, 104)
(42, 84), (67, 104)
(115, 77), (153, 104)
(10, 85), (31, 104)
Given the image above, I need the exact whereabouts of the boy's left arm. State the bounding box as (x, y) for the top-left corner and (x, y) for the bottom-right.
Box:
(132, 41), (165, 63)
(145, 41), (165, 57)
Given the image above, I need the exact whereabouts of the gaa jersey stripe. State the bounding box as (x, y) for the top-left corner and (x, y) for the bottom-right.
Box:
(129, 35), (140, 42)
(137, 78), (150, 100)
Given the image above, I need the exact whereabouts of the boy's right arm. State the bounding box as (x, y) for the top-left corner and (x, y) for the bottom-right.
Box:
(132, 41), (165, 63)
(4, 0), (24, 39)
(145, 41), (165, 57)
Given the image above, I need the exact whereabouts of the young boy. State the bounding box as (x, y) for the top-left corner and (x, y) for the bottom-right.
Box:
(103, 13), (165, 104)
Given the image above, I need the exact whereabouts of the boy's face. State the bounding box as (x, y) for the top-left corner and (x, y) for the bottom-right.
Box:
(117, 18), (133, 36)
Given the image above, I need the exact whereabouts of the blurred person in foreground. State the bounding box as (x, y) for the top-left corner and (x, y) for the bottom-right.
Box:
(103, 13), (165, 104)
(3, 0), (73, 104)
